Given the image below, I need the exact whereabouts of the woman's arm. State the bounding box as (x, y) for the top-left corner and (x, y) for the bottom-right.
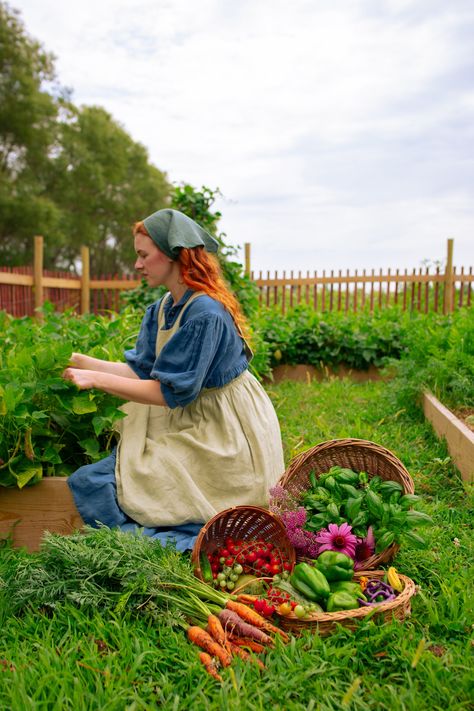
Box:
(69, 353), (139, 379)
(62, 368), (166, 406)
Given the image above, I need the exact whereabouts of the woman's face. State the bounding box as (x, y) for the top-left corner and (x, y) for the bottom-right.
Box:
(134, 232), (176, 288)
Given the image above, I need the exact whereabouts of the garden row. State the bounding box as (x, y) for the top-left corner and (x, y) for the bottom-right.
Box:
(0, 303), (472, 490)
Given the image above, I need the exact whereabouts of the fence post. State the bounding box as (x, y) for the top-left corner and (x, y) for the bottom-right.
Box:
(33, 235), (44, 319)
(81, 246), (90, 314)
(443, 238), (454, 313)
(244, 242), (251, 277)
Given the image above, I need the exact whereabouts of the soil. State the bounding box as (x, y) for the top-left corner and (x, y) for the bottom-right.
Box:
(454, 407), (474, 433)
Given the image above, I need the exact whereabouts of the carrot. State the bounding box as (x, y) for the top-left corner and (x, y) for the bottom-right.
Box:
(228, 642), (266, 670)
(235, 593), (259, 604)
(229, 637), (266, 654)
(225, 600), (289, 642)
(198, 652), (223, 682)
(187, 626), (232, 668)
(219, 610), (274, 646)
(207, 614), (227, 648)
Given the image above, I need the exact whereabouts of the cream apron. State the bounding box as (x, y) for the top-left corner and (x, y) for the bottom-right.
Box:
(115, 293), (285, 527)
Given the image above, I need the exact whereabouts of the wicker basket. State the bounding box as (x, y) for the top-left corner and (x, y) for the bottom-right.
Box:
(278, 438), (415, 569)
(191, 505), (296, 582)
(276, 570), (416, 636)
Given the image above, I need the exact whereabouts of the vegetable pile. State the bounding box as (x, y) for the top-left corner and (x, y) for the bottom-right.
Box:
(200, 537), (293, 593)
(275, 553), (405, 618)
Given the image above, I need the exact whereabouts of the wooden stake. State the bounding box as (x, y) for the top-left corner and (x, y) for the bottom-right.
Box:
(33, 235), (44, 319)
(81, 246), (90, 314)
(444, 238), (454, 313)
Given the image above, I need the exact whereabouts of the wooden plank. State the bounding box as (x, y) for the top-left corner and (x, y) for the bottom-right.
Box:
(90, 279), (141, 290)
(0, 272), (34, 286)
(423, 392), (474, 484)
(0, 478), (84, 552)
(253, 272), (446, 287)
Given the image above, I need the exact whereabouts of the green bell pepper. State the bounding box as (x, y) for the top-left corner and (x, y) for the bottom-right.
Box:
(314, 551), (354, 581)
(329, 580), (366, 600)
(290, 562), (330, 602)
(326, 590), (360, 612)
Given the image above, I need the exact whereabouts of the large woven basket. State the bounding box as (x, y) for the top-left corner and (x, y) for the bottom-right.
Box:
(278, 438), (415, 569)
(192, 505), (296, 582)
(276, 570), (416, 636)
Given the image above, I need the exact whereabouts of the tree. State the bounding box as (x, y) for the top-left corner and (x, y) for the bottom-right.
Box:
(48, 105), (170, 273)
(0, 3), (170, 272)
(0, 2), (63, 265)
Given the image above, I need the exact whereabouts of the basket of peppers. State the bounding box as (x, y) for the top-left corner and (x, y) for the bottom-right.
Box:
(273, 550), (416, 636)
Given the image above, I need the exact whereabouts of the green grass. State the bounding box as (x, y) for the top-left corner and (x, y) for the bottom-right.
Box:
(1, 378), (473, 711)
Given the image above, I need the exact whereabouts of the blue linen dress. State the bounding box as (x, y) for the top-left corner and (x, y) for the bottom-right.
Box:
(68, 289), (284, 551)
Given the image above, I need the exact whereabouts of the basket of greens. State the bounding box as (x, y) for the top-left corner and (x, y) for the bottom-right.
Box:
(271, 438), (431, 570)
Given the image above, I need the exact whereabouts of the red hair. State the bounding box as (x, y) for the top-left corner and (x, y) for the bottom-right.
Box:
(134, 221), (250, 340)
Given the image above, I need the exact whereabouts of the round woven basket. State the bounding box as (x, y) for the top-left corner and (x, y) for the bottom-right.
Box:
(191, 505), (296, 582)
(278, 438), (415, 569)
(276, 570), (416, 636)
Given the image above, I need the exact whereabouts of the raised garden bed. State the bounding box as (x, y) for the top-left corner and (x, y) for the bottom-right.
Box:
(423, 392), (474, 484)
(0, 477), (83, 552)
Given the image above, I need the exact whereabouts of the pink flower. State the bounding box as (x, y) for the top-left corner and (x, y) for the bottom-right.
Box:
(315, 522), (357, 558)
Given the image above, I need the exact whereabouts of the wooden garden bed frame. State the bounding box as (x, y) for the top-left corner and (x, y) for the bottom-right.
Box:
(423, 393), (474, 484)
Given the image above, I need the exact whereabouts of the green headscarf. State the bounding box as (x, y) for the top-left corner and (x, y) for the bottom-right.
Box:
(142, 209), (219, 260)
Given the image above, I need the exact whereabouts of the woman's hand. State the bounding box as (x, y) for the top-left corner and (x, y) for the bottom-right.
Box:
(62, 367), (97, 390)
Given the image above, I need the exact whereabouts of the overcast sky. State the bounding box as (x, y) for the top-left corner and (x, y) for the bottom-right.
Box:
(11, 0), (474, 274)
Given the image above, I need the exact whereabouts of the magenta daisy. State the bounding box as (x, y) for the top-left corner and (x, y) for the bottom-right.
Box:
(315, 522), (357, 558)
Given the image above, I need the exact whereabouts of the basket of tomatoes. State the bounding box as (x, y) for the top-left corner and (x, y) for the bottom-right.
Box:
(191, 505), (296, 598)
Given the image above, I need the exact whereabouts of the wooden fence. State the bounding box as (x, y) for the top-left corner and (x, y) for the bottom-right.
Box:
(0, 237), (140, 317)
(248, 239), (473, 314)
(0, 236), (472, 317)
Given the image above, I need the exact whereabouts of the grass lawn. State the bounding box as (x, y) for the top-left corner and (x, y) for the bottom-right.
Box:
(1, 377), (473, 711)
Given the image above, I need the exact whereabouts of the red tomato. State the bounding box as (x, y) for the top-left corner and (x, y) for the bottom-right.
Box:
(225, 557), (234, 567)
(270, 564), (281, 575)
(283, 562), (293, 572)
(246, 551), (257, 563)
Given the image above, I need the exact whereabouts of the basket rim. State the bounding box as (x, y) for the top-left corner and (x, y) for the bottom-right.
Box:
(275, 570), (416, 624)
(191, 505), (297, 580)
(280, 438), (413, 485)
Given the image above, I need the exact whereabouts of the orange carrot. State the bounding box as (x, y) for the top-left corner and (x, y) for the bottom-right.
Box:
(207, 614), (227, 648)
(225, 600), (289, 642)
(235, 593), (259, 603)
(228, 642), (266, 670)
(187, 626), (232, 668)
(198, 652), (223, 682)
(229, 637), (266, 654)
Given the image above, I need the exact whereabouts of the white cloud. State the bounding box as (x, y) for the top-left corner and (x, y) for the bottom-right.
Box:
(12, 0), (474, 273)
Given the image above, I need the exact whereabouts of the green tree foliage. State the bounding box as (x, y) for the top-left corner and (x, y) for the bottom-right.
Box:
(0, 2), (170, 271)
(48, 104), (170, 273)
(0, 2), (62, 264)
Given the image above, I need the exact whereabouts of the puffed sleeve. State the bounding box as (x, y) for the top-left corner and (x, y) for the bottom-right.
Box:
(151, 313), (225, 408)
(124, 302), (159, 378)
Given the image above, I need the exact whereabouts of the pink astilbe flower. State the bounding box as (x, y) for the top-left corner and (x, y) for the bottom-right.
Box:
(315, 522), (357, 559)
(354, 526), (376, 570)
(280, 508), (321, 558)
(268, 485), (299, 515)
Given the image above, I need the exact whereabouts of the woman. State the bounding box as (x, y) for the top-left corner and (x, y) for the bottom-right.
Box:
(64, 208), (285, 551)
